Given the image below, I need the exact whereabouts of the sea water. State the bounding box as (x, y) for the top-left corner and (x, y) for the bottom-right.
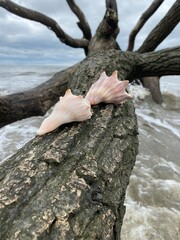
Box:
(0, 65), (180, 239)
(122, 82), (180, 240)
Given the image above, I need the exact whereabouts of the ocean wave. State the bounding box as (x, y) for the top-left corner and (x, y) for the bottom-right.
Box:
(0, 89), (9, 96)
(0, 117), (41, 163)
(136, 108), (180, 138)
(121, 203), (180, 240)
(17, 71), (37, 76)
(128, 83), (180, 108)
(162, 92), (180, 110)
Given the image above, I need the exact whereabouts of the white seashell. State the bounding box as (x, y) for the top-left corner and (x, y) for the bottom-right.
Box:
(37, 89), (92, 135)
(85, 71), (132, 105)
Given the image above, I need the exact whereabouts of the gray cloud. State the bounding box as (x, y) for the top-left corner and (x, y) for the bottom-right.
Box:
(0, 0), (179, 65)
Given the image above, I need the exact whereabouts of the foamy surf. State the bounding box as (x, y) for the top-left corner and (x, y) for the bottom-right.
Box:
(121, 203), (180, 240)
(123, 78), (180, 239)
(0, 116), (42, 163)
(128, 83), (150, 101)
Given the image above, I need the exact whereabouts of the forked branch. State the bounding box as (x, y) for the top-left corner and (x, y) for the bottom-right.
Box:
(66, 0), (92, 40)
(106, 0), (118, 14)
(88, 7), (120, 55)
(134, 46), (180, 77)
(127, 0), (164, 51)
(137, 0), (180, 53)
(0, 0), (89, 49)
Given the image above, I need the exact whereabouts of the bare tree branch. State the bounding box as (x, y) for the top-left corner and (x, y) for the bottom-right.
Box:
(88, 8), (120, 55)
(127, 0), (164, 104)
(134, 46), (180, 77)
(137, 0), (180, 53)
(127, 0), (164, 51)
(106, 0), (118, 14)
(66, 0), (92, 40)
(0, 0), (89, 49)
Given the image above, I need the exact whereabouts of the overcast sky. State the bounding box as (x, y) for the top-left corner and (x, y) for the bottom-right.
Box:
(0, 0), (179, 66)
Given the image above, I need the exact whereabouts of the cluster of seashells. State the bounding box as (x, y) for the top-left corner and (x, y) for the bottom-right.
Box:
(37, 71), (132, 135)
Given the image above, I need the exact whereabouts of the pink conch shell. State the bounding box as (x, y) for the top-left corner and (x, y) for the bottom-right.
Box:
(85, 71), (132, 105)
(37, 89), (92, 135)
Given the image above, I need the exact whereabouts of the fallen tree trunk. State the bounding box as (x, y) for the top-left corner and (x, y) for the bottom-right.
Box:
(0, 50), (139, 240)
(0, 46), (180, 239)
(0, 2), (179, 238)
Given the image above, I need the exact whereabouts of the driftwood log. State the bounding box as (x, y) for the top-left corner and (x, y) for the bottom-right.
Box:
(0, 46), (180, 239)
(0, 1), (180, 239)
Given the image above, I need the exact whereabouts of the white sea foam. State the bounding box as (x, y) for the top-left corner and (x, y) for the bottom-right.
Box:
(161, 76), (180, 96)
(128, 84), (150, 101)
(0, 116), (41, 163)
(0, 89), (9, 96)
(121, 203), (180, 240)
(136, 109), (180, 138)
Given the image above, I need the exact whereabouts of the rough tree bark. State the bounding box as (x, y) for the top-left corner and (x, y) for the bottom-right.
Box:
(0, 1), (180, 239)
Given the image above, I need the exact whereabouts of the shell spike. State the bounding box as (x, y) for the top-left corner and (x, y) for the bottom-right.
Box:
(112, 70), (118, 78)
(85, 71), (132, 105)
